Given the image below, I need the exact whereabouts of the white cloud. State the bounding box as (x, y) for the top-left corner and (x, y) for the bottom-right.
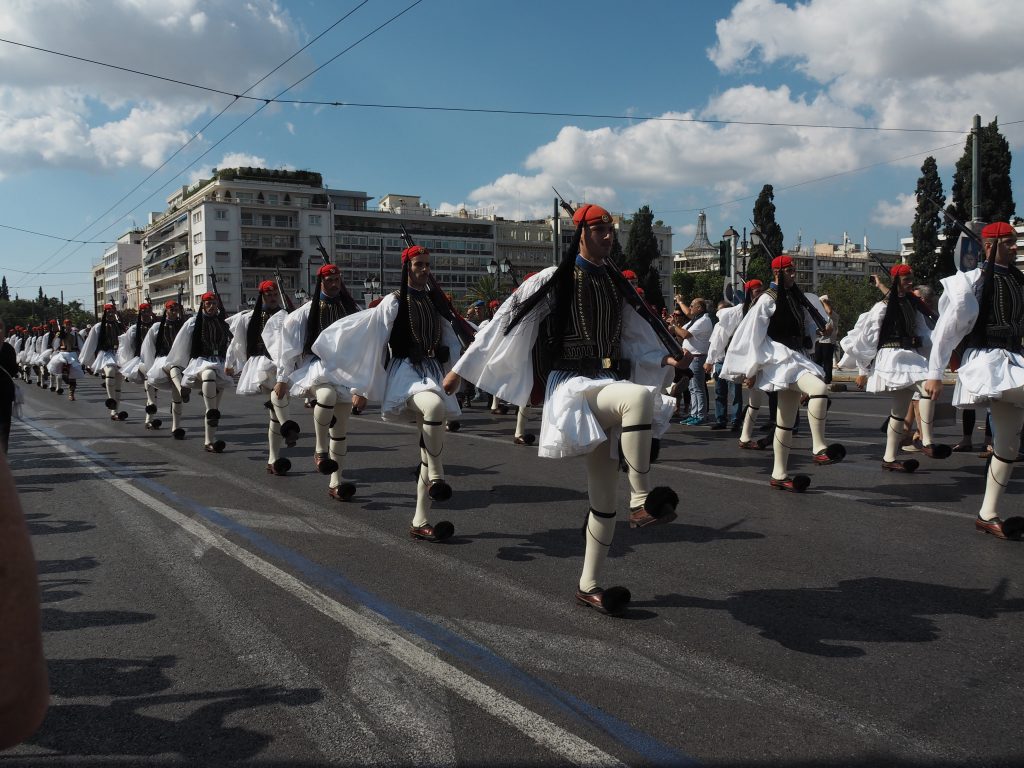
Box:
(286, 122), (295, 135)
(0, 0), (307, 176)
(465, 0), (1024, 225)
(871, 193), (916, 229)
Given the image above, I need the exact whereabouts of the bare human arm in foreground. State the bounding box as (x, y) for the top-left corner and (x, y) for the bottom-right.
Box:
(0, 449), (48, 749)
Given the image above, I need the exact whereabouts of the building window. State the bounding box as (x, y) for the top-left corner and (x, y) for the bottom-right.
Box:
(194, 254), (204, 265)
(215, 230), (229, 241)
(195, 274), (204, 286)
(192, 210), (202, 224)
(215, 209), (228, 220)
(309, 214), (321, 226)
(193, 233), (203, 244)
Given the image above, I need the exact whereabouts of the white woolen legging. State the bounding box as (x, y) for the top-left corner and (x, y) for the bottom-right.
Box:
(312, 385), (351, 488)
(579, 382), (655, 593)
(168, 366), (185, 432)
(102, 364), (122, 410)
(263, 386), (293, 464)
(979, 390), (1024, 521)
(772, 374), (830, 481)
(410, 390), (447, 527)
(739, 387), (767, 443)
(882, 384), (939, 462)
(200, 369), (223, 444)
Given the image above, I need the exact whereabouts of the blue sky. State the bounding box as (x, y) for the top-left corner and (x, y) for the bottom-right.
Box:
(1, 0), (1022, 305)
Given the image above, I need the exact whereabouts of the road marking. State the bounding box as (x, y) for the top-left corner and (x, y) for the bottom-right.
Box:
(21, 420), (693, 768)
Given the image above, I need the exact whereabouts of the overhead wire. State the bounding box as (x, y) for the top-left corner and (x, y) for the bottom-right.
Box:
(9, 0), (377, 293)
(0, 34), (989, 135)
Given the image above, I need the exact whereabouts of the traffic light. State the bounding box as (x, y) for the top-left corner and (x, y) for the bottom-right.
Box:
(718, 240), (729, 276)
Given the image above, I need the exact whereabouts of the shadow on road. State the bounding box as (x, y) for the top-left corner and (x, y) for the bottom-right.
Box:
(641, 577), (1023, 657)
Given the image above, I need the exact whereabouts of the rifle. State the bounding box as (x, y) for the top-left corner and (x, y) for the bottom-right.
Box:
(552, 188), (687, 361)
(398, 226), (476, 348)
(747, 219), (829, 335)
(208, 267), (227, 319)
(273, 261), (295, 312)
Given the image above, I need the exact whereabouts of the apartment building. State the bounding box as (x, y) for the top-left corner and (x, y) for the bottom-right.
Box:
(97, 230), (144, 310)
(140, 168), (331, 311)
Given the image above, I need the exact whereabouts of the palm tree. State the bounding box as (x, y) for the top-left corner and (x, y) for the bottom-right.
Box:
(463, 274), (500, 307)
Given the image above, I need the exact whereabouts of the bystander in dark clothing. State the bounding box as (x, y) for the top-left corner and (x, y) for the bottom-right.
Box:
(0, 323), (18, 453)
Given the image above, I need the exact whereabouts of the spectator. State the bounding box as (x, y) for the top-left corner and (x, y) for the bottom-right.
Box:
(0, 448), (49, 748)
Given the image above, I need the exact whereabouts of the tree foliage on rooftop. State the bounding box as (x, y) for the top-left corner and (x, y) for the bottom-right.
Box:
(909, 156), (945, 288)
(940, 118), (1015, 277)
(622, 205), (667, 310)
(752, 184), (785, 258)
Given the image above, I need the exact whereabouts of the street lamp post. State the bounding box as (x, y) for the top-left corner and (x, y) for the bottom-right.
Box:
(363, 275), (380, 307)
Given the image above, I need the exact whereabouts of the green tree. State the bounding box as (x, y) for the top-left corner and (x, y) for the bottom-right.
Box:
(692, 269), (724, 305)
(940, 118), (1015, 277)
(752, 184), (785, 257)
(745, 254), (771, 286)
(817, 275), (882, 341)
(671, 270), (696, 302)
(0, 276), (8, 301)
(622, 205), (667, 310)
(909, 156), (945, 288)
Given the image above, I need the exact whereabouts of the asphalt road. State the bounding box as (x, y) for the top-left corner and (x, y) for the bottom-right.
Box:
(3, 372), (1023, 767)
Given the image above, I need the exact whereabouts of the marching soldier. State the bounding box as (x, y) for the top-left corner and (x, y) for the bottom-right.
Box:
(80, 304), (128, 421)
(840, 264), (951, 472)
(165, 292), (233, 453)
(722, 255), (845, 492)
(313, 245), (464, 536)
(275, 264), (360, 498)
(141, 301), (188, 438)
(926, 221), (1024, 539)
(448, 203), (687, 615)
(227, 280), (300, 475)
(118, 303), (159, 428)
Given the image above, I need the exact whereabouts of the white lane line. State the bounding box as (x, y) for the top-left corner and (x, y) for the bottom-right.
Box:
(24, 422), (626, 768)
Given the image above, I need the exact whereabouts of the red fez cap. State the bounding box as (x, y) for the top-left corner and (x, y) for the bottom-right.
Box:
(488, 299), (500, 310)
(317, 264), (340, 278)
(771, 255), (794, 271)
(258, 280), (276, 294)
(890, 264), (912, 278)
(621, 269), (637, 280)
(572, 204), (612, 227)
(49, 318), (58, 324)
(401, 245), (429, 263)
(981, 221), (1015, 239)
(635, 286), (645, 296)
(744, 279), (764, 292)
(200, 291), (216, 302)
(164, 300), (179, 310)
(103, 303), (115, 311)
(522, 271), (538, 281)
(138, 302), (151, 311)
(63, 318), (71, 324)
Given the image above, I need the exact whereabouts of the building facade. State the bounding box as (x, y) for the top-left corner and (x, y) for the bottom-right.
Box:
(139, 168), (331, 312)
(97, 230), (144, 311)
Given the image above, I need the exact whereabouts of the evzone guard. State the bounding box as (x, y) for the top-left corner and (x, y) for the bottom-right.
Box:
(80, 304), (128, 421)
(48, 320), (84, 401)
(118, 303), (161, 429)
(165, 291), (233, 453)
(448, 203), (688, 616)
(37, 320), (59, 392)
(313, 245), (467, 537)
(274, 263), (360, 497)
(227, 280), (301, 477)
(141, 301), (188, 438)
(839, 264), (951, 472)
(926, 221), (1024, 540)
(703, 279), (770, 449)
(722, 255), (845, 492)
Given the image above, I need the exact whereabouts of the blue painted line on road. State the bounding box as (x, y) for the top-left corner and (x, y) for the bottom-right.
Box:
(25, 419), (699, 767)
